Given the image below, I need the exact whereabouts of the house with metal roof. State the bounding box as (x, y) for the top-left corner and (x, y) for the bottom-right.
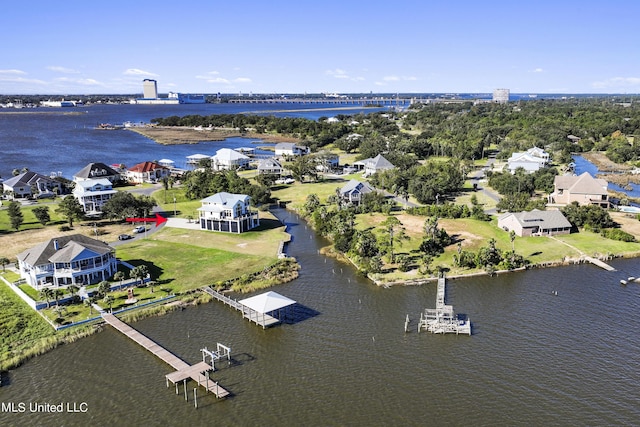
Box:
(211, 148), (250, 171)
(498, 209), (572, 237)
(2, 171), (62, 199)
(274, 142), (310, 157)
(198, 192), (259, 233)
(506, 147), (549, 174)
(339, 179), (375, 206)
(353, 154), (395, 176)
(549, 172), (609, 208)
(257, 158), (283, 175)
(17, 234), (117, 289)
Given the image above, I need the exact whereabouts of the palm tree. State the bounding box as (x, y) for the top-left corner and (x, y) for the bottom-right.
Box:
(103, 295), (115, 313)
(130, 265), (149, 287)
(39, 287), (54, 308)
(510, 230), (516, 252)
(84, 294), (99, 315)
(97, 280), (111, 297)
(0, 257), (9, 272)
(53, 289), (64, 307)
(113, 271), (126, 287)
(67, 284), (79, 298)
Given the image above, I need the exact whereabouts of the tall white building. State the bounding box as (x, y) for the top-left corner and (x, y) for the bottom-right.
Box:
(143, 79), (158, 99)
(493, 88), (510, 103)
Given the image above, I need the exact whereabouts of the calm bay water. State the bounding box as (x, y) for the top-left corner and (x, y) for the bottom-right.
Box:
(0, 102), (388, 180)
(1, 106), (640, 425)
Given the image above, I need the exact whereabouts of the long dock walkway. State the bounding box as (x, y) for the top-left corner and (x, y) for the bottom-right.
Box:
(102, 312), (229, 398)
(202, 287), (280, 328)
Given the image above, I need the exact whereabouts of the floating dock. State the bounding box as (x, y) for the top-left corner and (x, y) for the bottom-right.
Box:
(102, 312), (230, 399)
(418, 277), (471, 335)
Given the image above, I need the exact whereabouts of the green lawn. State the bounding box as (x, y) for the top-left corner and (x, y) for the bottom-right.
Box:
(0, 201), (66, 233)
(116, 225), (285, 291)
(347, 210), (640, 282)
(0, 281), (56, 370)
(271, 178), (352, 209)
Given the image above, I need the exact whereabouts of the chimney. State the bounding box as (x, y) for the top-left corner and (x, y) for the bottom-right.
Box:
(53, 239), (59, 250)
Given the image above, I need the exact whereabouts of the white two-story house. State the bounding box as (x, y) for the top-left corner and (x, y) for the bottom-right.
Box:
(73, 178), (117, 215)
(198, 192), (259, 233)
(17, 235), (118, 289)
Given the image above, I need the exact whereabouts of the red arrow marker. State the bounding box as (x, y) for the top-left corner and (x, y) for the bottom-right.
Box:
(125, 213), (167, 227)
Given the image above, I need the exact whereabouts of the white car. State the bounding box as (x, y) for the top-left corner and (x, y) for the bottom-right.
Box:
(275, 177), (294, 184)
(133, 226), (146, 234)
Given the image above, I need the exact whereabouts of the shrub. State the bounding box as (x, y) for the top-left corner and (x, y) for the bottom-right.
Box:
(601, 228), (636, 242)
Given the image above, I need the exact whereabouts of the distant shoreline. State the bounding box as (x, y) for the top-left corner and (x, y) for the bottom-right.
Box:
(127, 126), (301, 145)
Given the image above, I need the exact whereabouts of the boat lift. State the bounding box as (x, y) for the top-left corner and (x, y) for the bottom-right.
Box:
(200, 343), (231, 370)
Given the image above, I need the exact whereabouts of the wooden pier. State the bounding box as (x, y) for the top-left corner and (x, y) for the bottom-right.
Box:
(418, 277), (471, 335)
(102, 312), (229, 399)
(202, 287), (281, 328)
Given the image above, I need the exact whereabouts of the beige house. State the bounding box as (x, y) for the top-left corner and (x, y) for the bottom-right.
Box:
(549, 172), (609, 207)
(498, 210), (572, 237)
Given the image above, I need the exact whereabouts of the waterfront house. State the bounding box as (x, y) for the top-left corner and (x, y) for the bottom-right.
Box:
(211, 148), (250, 171)
(257, 158), (283, 175)
(198, 192), (259, 233)
(73, 162), (121, 184)
(275, 142), (310, 157)
(549, 172), (609, 207)
(17, 234), (117, 289)
(72, 178), (117, 215)
(498, 210), (572, 237)
(354, 154), (395, 176)
(2, 171), (62, 199)
(339, 179), (375, 206)
(186, 153), (211, 166)
(125, 161), (171, 184)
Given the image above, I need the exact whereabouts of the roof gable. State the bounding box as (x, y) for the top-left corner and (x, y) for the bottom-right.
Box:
(201, 192), (249, 206)
(74, 162), (119, 179)
(128, 161), (168, 173)
(18, 234), (113, 267)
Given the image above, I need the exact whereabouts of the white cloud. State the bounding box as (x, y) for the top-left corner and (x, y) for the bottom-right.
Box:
(532, 68), (544, 73)
(234, 77), (252, 83)
(592, 77), (640, 89)
(123, 68), (158, 77)
(47, 66), (79, 74)
(374, 81), (386, 86)
(206, 77), (231, 84)
(326, 69), (349, 79)
(0, 69), (27, 75)
(383, 75), (417, 82)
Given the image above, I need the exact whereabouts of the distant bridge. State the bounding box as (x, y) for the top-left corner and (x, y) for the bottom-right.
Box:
(228, 97), (411, 105)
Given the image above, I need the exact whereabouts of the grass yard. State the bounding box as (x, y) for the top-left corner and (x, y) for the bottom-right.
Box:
(556, 231), (640, 257)
(0, 282), (56, 371)
(271, 178), (352, 209)
(347, 209), (640, 283)
(116, 223), (288, 291)
(0, 201), (66, 233)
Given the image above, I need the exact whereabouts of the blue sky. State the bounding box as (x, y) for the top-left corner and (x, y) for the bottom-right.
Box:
(2, 0), (639, 95)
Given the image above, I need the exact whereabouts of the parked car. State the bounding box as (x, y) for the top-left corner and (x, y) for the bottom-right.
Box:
(275, 177), (294, 184)
(132, 226), (146, 234)
(118, 234), (133, 240)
